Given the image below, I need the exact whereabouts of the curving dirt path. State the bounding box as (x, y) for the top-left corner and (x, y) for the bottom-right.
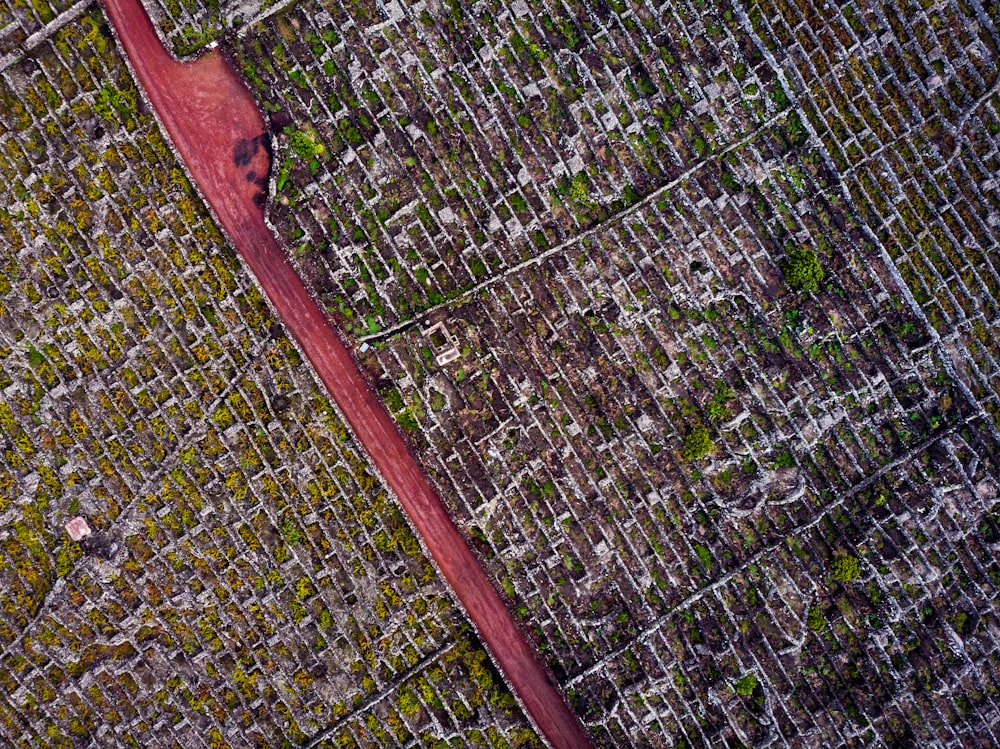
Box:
(99, 1), (595, 747)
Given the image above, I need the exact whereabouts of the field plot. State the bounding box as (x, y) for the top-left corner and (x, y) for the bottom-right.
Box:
(0, 11), (541, 749)
(221, 0), (1000, 745)
(0, 0), (85, 58)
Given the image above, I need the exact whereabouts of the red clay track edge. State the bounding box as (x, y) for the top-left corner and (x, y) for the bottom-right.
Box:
(98, 1), (596, 747)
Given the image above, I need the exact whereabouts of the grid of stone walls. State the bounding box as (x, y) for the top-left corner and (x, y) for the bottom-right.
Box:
(0, 10), (541, 748)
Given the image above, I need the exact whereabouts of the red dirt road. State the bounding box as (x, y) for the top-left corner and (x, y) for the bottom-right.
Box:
(100, 1), (595, 747)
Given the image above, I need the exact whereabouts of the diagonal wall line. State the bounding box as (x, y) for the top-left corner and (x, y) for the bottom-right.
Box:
(0, 0), (95, 73)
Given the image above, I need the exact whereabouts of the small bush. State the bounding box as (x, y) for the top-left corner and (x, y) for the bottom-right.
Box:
(783, 246), (824, 292)
(397, 410), (419, 432)
(279, 519), (302, 546)
(952, 611), (971, 635)
(830, 554), (861, 582)
(287, 127), (325, 161)
(295, 576), (315, 600)
(383, 388), (404, 411)
(694, 543), (713, 571)
(681, 426), (714, 460)
(397, 688), (420, 716)
(806, 605), (826, 632)
(734, 672), (758, 696)
(469, 256), (487, 277)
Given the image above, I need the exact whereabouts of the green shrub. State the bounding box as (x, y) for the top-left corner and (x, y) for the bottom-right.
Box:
(681, 426), (713, 460)
(295, 576), (315, 600)
(287, 127), (324, 161)
(952, 611), (970, 635)
(771, 81), (790, 110)
(830, 554), (861, 582)
(397, 410), (419, 432)
(383, 388), (404, 411)
(734, 672), (758, 696)
(694, 543), (713, 571)
(396, 687), (420, 716)
(783, 246), (824, 292)
(279, 519), (302, 546)
(806, 605), (826, 632)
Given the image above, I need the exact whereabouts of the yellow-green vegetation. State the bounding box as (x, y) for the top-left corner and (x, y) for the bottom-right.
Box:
(806, 605), (826, 632)
(830, 554), (862, 583)
(734, 672), (758, 697)
(782, 246), (825, 293)
(286, 126), (325, 162)
(680, 426), (714, 461)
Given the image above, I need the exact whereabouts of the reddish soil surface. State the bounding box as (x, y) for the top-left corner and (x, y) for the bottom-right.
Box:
(100, 1), (595, 747)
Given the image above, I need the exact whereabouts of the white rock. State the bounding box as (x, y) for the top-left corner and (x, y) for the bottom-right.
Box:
(66, 516), (92, 542)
